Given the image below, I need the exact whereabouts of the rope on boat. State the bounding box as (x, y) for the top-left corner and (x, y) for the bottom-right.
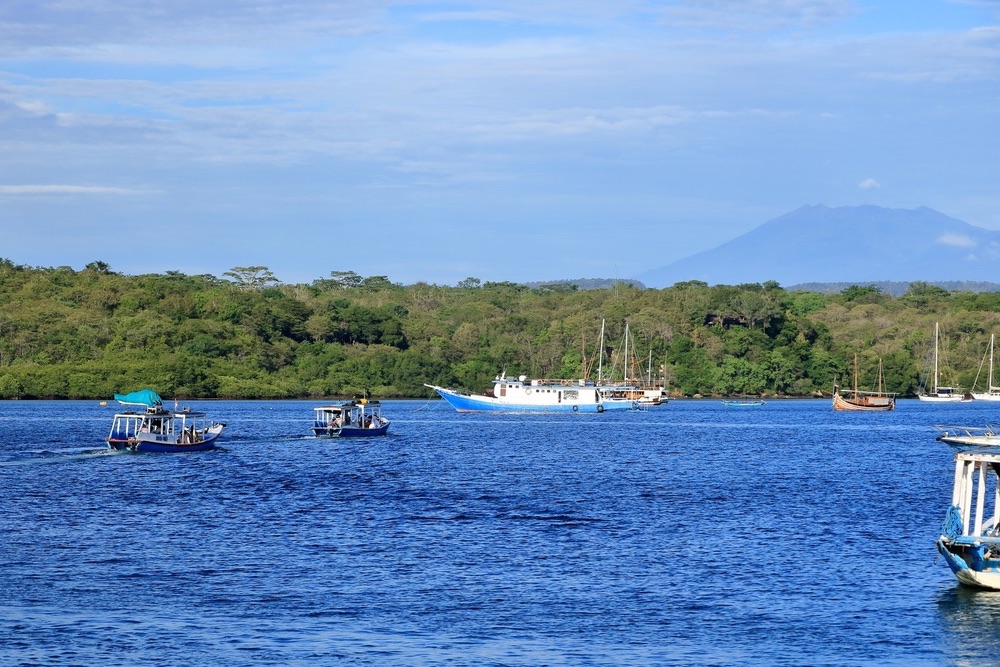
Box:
(942, 505), (964, 540)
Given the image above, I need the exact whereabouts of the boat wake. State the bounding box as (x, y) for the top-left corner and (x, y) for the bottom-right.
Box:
(0, 447), (121, 466)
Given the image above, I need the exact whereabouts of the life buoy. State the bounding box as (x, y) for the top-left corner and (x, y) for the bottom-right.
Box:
(572, 405), (579, 412)
(525, 388), (532, 395)
(596, 404), (605, 413)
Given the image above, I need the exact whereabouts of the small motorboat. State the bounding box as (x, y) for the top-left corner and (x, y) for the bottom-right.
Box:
(937, 448), (1000, 589)
(935, 425), (1000, 448)
(106, 389), (225, 452)
(313, 399), (389, 437)
(721, 400), (765, 407)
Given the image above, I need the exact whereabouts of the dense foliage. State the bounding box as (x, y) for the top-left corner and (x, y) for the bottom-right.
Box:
(2, 259), (998, 400)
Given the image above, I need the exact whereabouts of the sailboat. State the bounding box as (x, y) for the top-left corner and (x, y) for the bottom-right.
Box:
(918, 322), (972, 402)
(972, 334), (1000, 401)
(833, 354), (895, 411)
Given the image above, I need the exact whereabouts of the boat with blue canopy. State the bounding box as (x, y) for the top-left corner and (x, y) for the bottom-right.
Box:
(106, 389), (226, 452)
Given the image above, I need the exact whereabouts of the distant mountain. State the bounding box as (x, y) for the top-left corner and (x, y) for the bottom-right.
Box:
(636, 205), (1000, 289)
(787, 280), (1000, 296)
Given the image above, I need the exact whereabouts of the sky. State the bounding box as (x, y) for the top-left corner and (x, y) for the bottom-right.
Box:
(1, 0), (997, 286)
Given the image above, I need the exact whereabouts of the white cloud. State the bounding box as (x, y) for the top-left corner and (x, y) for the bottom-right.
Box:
(937, 233), (977, 248)
(0, 184), (147, 195)
(858, 178), (881, 189)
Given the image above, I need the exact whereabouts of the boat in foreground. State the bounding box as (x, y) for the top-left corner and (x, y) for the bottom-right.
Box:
(937, 448), (1000, 589)
(935, 425), (1000, 448)
(106, 389), (226, 452)
(425, 374), (637, 413)
(313, 399), (389, 437)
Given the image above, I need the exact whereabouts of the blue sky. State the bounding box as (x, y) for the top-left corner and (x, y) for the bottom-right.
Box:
(1, 1), (997, 286)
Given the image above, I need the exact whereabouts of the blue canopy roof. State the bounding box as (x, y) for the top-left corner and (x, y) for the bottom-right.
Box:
(113, 389), (163, 408)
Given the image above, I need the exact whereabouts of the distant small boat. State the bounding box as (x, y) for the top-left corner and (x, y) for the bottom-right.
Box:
(106, 389), (226, 453)
(313, 399), (389, 437)
(937, 449), (1000, 589)
(833, 355), (895, 411)
(935, 425), (1000, 448)
(721, 400), (765, 407)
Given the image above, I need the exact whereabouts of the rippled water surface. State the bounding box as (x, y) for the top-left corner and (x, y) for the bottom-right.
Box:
(3, 398), (1000, 665)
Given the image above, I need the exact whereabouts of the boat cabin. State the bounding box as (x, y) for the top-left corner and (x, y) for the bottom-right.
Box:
(312, 399), (388, 436)
(108, 407), (213, 446)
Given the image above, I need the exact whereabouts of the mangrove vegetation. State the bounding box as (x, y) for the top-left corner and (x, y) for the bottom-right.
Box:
(1, 258), (998, 400)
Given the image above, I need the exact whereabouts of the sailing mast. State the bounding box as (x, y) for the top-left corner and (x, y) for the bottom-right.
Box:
(933, 322), (941, 394)
(623, 322), (629, 385)
(597, 319), (606, 384)
(990, 334), (997, 392)
(852, 353), (859, 399)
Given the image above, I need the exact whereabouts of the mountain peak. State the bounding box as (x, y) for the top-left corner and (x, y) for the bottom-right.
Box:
(637, 205), (996, 288)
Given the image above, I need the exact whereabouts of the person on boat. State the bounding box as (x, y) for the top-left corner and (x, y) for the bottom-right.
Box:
(368, 416), (380, 428)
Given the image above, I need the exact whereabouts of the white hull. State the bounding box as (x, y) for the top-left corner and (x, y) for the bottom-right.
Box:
(425, 376), (637, 413)
(972, 392), (1000, 401)
(918, 393), (971, 403)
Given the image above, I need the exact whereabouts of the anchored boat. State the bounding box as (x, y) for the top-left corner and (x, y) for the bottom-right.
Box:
(919, 322), (972, 402)
(937, 448), (1000, 589)
(425, 374), (637, 413)
(312, 399), (389, 437)
(106, 389), (226, 453)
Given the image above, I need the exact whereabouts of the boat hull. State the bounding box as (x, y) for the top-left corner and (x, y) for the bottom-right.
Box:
(918, 394), (972, 402)
(832, 393), (894, 411)
(313, 424), (389, 437)
(430, 385), (633, 413)
(937, 538), (1000, 590)
(107, 426), (224, 453)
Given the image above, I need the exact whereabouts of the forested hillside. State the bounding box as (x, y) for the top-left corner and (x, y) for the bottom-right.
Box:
(2, 259), (999, 400)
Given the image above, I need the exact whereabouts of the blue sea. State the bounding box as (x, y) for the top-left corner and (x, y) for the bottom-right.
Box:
(3, 398), (1000, 666)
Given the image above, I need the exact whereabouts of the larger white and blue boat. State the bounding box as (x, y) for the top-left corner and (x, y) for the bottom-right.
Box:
(937, 448), (1000, 589)
(106, 389), (226, 453)
(425, 374), (637, 413)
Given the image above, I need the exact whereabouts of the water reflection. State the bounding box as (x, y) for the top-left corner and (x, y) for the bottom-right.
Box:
(937, 585), (1000, 665)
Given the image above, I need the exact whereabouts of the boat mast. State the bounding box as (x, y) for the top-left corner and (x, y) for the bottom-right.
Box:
(598, 319), (606, 384)
(934, 322), (940, 393)
(990, 334), (996, 392)
(623, 322), (629, 385)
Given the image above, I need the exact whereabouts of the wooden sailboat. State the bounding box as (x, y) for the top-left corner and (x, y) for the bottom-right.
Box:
(972, 333), (1000, 401)
(833, 354), (895, 411)
(918, 322), (972, 402)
